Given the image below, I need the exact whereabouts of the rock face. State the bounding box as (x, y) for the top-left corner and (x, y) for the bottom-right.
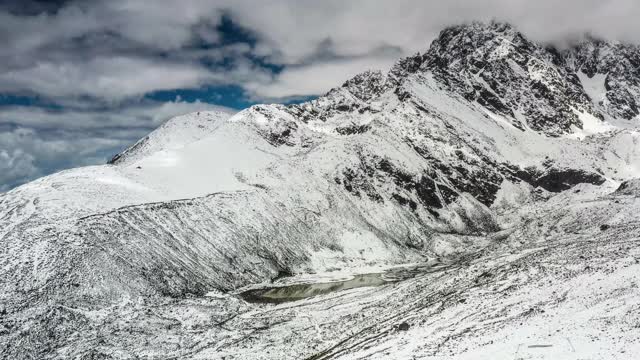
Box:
(567, 36), (640, 120)
(1, 22), (640, 359)
(422, 22), (601, 136)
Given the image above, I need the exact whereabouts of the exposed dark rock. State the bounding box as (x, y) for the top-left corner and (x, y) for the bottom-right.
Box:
(517, 167), (606, 192)
(339, 168), (383, 202)
(566, 36), (640, 120)
(271, 269), (294, 283)
(615, 179), (640, 196)
(416, 22), (604, 136)
(339, 70), (389, 102)
(264, 123), (297, 147)
(392, 193), (418, 211)
(336, 124), (371, 135)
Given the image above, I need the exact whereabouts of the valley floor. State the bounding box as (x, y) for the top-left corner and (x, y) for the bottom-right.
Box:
(38, 186), (640, 360)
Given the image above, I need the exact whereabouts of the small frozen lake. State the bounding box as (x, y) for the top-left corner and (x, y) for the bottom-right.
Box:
(240, 261), (450, 303)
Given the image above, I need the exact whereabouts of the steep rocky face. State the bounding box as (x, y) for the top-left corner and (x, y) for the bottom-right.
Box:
(286, 70), (390, 125)
(421, 22), (603, 136)
(566, 37), (640, 120)
(290, 22), (640, 140)
(281, 23), (622, 213)
(281, 22), (636, 213)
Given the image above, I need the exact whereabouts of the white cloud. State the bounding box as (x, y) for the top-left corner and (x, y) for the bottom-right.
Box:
(0, 1), (223, 56)
(0, 57), (214, 101)
(0, 147), (38, 191)
(0, 99), (233, 129)
(5, 0), (640, 102)
(0, 127), (124, 191)
(221, 0), (640, 66)
(246, 56), (398, 99)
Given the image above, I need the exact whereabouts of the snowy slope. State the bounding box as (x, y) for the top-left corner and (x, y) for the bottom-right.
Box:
(108, 110), (233, 165)
(1, 21), (640, 359)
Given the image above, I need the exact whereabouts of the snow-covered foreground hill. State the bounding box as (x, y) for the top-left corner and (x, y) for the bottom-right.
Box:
(1, 22), (640, 359)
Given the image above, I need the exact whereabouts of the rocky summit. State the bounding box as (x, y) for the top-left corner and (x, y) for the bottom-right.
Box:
(1, 22), (640, 359)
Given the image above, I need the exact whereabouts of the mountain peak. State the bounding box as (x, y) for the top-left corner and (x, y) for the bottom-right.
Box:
(426, 21), (535, 68)
(437, 20), (520, 39)
(411, 21), (608, 136)
(290, 20), (609, 136)
(382, 21), (534, 89)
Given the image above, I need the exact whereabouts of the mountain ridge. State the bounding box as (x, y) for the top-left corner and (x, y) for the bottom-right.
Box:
(1, 21), (640, 359)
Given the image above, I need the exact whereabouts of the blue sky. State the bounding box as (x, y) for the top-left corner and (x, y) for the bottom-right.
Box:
(1, 0), (639, 191)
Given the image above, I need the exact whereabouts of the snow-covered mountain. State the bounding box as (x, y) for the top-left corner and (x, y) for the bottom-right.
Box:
(1, 22), (640, 359)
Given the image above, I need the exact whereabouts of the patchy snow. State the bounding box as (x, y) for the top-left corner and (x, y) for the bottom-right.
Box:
(578, 71), (608, 105)
(566, 107), (618, 140)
